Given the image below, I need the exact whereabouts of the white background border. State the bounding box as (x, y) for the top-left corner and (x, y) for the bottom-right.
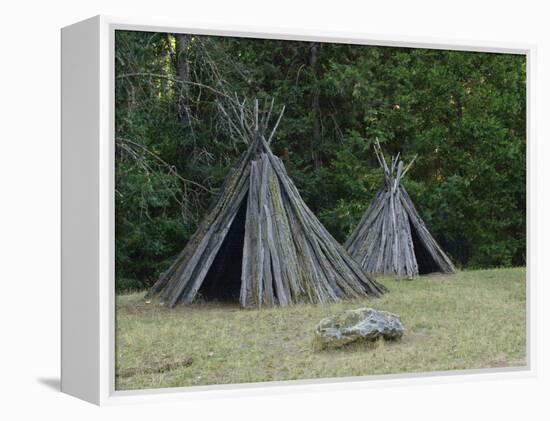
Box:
(1, 0), (547, 419)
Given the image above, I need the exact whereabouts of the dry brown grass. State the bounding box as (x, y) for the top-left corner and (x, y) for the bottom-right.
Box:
(115, 267), (526, 390)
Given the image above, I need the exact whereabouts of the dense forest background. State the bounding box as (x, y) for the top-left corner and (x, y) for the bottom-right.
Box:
(115, 30), (526, 292)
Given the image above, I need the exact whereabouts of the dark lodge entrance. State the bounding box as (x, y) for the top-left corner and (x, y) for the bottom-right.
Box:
(409, 221), (439, 275)
(198, 196), (248, 301)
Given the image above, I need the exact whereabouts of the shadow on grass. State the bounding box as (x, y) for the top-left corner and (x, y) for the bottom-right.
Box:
(313, 336), (402, 353)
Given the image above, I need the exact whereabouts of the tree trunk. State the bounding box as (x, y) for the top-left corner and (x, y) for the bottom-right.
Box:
(309, 42), (322, 170)
(175, 34), (191, 126)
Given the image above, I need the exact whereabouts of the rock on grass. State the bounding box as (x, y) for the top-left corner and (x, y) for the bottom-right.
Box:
(315, 308), (404, 349)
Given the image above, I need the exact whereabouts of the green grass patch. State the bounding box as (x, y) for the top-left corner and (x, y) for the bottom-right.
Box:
(115, 267), (526, 390)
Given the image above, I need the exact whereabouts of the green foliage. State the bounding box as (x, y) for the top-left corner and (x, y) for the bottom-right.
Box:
(115, 30), (526, 292)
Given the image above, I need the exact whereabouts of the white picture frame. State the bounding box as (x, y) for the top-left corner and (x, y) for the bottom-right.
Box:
(61, 15), (535, 406)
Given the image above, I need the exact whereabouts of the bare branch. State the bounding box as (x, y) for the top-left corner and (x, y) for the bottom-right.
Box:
(116, 137), (213, 193)
(401, 154), (418, 179)
(267, 106), (286, 145)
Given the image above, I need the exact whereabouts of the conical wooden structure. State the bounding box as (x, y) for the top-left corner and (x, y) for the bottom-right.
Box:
(345, 141), (456, 277)
(149, 100), (386, 307)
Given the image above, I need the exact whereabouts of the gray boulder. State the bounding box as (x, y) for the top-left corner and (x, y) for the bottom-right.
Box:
(315, 307), (404, 348)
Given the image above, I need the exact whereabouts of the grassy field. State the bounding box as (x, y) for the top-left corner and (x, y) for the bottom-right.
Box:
(115, 267), (526, 390)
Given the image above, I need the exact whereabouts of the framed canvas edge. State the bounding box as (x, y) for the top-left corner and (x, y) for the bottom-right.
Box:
(86, 14), (535, 405)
